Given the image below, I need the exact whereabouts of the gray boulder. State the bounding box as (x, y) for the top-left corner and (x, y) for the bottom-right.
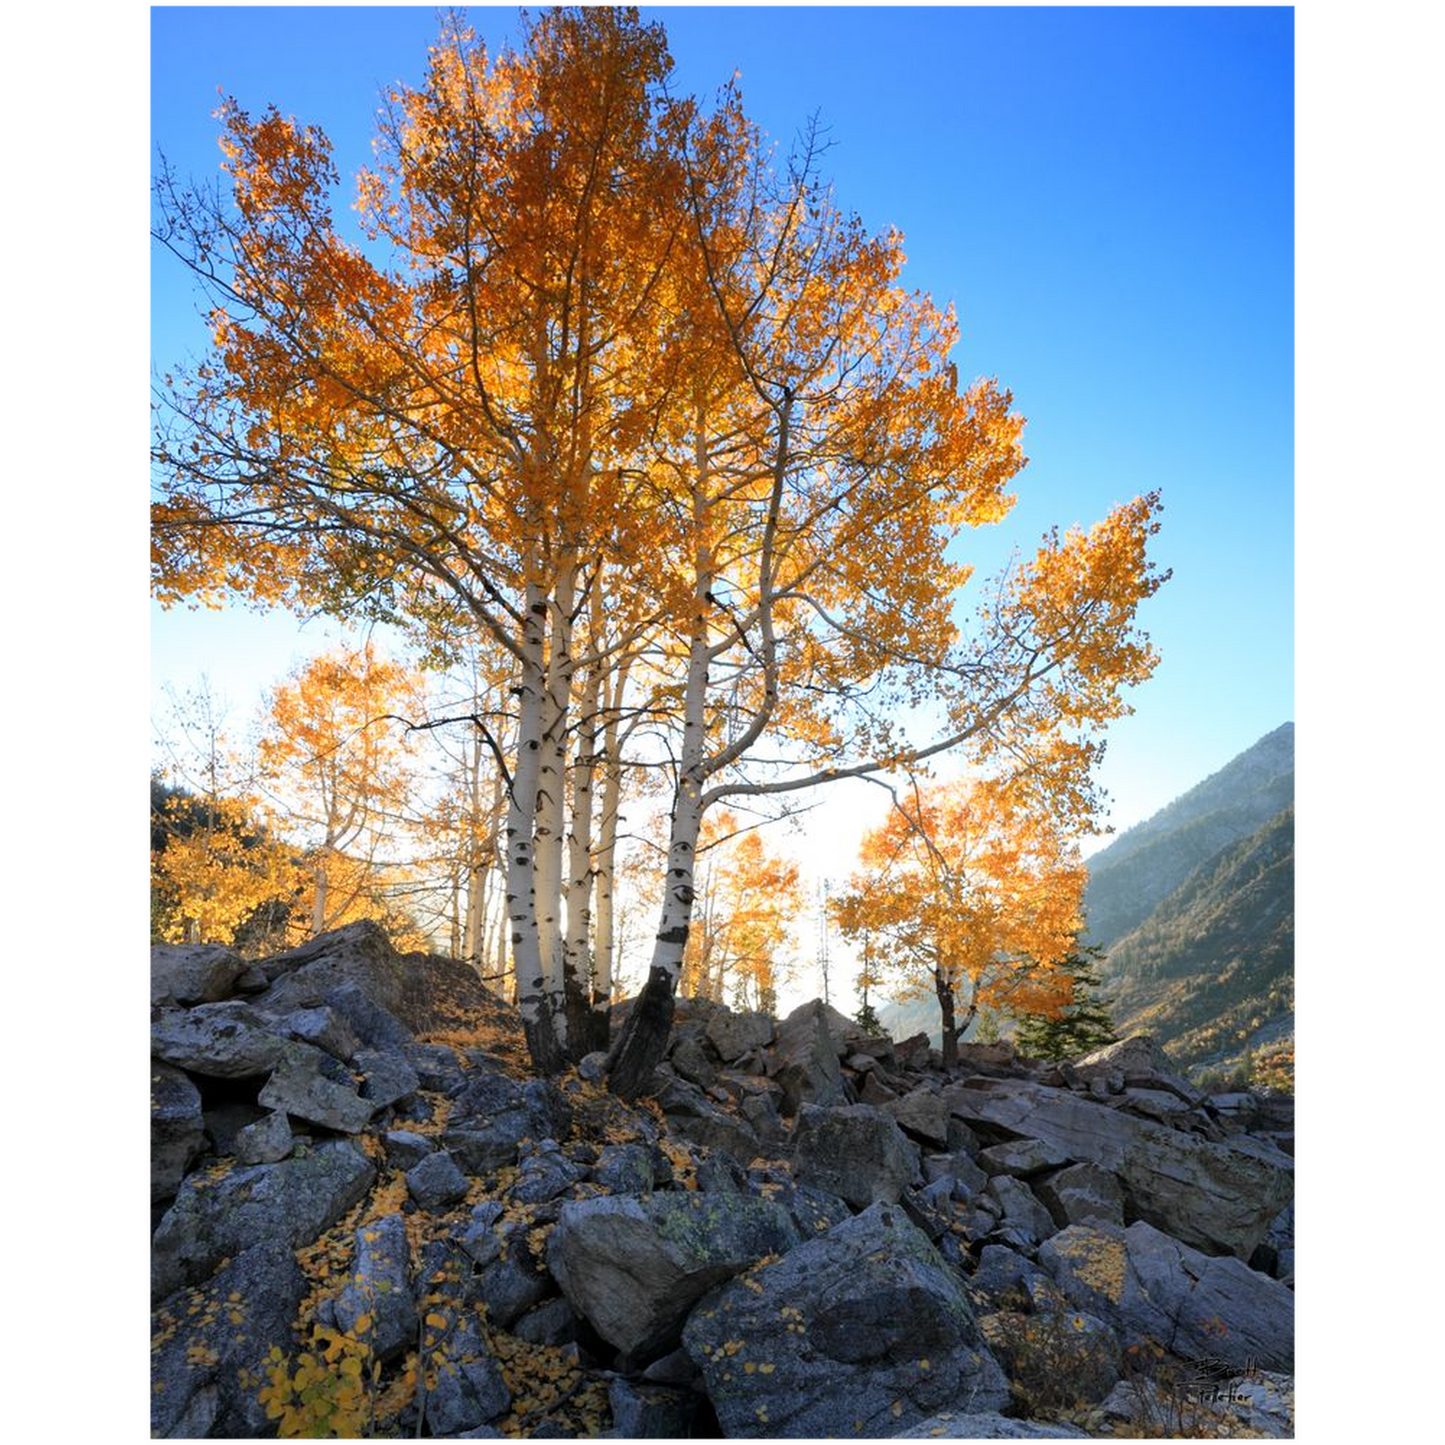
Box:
(511, 1296), (580, 1347)
(768, 1000), (847, 1113)
(234, 1110), (293, 1165)
(152, 1139), (375, 1299)
(151, 1063), (206, 1204)
(1034, 1162), (1125, 1228)
(406, 1150), (470, 1211)
(407, 1041), (470, 1095)
(607, 1378), (699, 1438)
(323, 980), (414, 1052)
(547, 1192), (799, 1358)
(443, 1069), (555, 1173)
(152, 1001), (286, 1079)
(984, 1176), (1057, 1249)
(793, 1103), (920, 1208)
(707, 1009), (775, 1062)
(969, 1244), (1054, 1308)
(151, 943), (249, 1007)
(979, 1138), (1073, 1177)
(860, 1072), (901, 1106)
(421, 1313), (511, 1436)
(281, 1005), (361, 1061)
(333, 1213), (416, 1362)
(944, 1077), (1291, 1258)
(886, 1087), (950, 1147)
(657, 1079), (761, 1161)
(894, 1414), (1088, 1438)
(592, 1142), (655, 1194)
(1040, 1221), (1294, 1370)
(748, 1165), (851, 1239)
(259, 1041), (374, 1133)
(924, 1149), (989, 1200)
(256, 920), (510, 1038)
(460, 1201), (506, 1268)
(382, 1130), (436, 1171)
(1073, 1035), (1171, 1078)
(150, 1240), (307, 1437)
(514, 1140), (584, 1203)
(682, 1202), (1008, 1437)
(671, 1033), (721, 1090)
(477, 1222), (553, 1326)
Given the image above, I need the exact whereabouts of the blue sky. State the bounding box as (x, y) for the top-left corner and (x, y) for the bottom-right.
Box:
(151, 4), (1294, 846)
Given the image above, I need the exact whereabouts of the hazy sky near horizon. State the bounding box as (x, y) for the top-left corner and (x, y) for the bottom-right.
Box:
(150, 5), (1294, 1000)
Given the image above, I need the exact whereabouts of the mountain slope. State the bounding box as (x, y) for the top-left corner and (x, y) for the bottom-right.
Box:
(1102, 805), (1293, 1074)
(1083, 722), (1294, 946)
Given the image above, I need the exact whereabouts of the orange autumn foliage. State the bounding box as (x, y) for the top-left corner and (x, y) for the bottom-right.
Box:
(833, 778), (1088, 1048)
(257, 644), (425, 942)
(682, 813), (803, 1013)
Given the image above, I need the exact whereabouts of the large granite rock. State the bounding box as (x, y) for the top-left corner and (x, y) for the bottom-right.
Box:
(1073, 1035), (1172, 1079)
(280, 1005), (361, 1062)
(792, 1103), (920, 1208)
(547, 1192), (800, 1358)
(421, 1313), (512, 1436)
(893, 1414), (1088, 1438)
(944, 1077), (1291, 1258)
(654, 1076), (762, 1161)
(322, 980), (414, 1053)
(233, 1111), (293, 1166)
(1039, 1222), (1294, 1371)
(767, 1000), (847, 1114)
(151, 944), (250, 1008)
(332, 1213), (416, 1362)
(356, 1048), (420, 1110)
(258, 1041), (375, 1134)
(405, 1150), (470, 1210)
(886, 1087), (950, 1147)
(150, 1241), (308, 1437)
(984, 1176), (1058, 1250)
(442, 1069), (559, 1173)
(151, 1062), (206, 1204)
(682, 1203), (1008, 1437)
(152, 1140), (375, 1300)
(706, 1009), (775, 1062)
(152, 1001), (286, 1079)
(255, 920), (507, 1037)
(607, 1378), (699, 1438)
(1034, 1162), (1125, 1228)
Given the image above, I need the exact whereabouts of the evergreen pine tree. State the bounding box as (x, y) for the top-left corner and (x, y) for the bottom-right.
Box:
(1013, 941), (1118, 1061)
(854, 998), (885, 1037)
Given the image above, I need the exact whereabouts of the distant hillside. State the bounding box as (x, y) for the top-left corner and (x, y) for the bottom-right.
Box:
(1103, 805), (1293, 1076)
(875, 992), (946, 1049)
(1083, 723), (1294, 946)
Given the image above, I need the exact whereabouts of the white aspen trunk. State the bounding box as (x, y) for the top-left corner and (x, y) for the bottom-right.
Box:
(608, 420), (714, 1097)
(311, 857), (329, 937)
(509, 576), (563, 1071)
(534, 563), (575, 1045)
(449, 865), (463, 960)
(563, 652), (602, 1053)
(591, 656), (629, 1014)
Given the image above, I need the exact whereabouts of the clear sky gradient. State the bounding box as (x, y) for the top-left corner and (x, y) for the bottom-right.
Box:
(151, 5), (1294, 880)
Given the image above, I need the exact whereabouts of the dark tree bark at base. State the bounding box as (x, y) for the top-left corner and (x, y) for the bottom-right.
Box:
(562, 964), (594, 1064)
(605, 965), (677, 1100)
(577, 1000), (612, 1059)
(936, 969), (960, 1072)
(522, 1004), (567, 1076)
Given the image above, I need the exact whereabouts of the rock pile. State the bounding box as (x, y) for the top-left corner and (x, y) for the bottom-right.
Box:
(152, 923), (1294, 1438)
